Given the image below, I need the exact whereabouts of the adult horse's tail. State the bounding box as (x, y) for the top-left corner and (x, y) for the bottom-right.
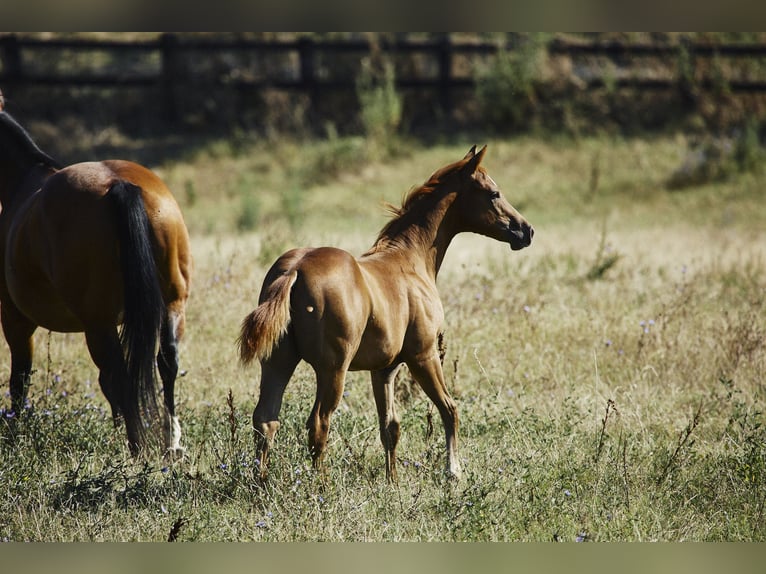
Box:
(238, 271), (297, 365)
(108, 180), (164, 449)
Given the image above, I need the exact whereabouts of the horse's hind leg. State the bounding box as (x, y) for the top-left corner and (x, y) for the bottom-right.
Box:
(252, 340), (299, 480)
(158, 304), (186, 459)
(371, 365), (402, 483)
(306, 366), (347, 472)
(85, 328), (140, 454)
(1, 304), (37, 417)
(84, 329), (123, 422)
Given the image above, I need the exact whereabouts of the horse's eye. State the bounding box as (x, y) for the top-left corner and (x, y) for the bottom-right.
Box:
(490, 191), (501, 200)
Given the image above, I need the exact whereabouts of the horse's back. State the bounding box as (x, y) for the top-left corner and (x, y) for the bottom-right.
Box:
(5, 162), (119, 329)
(277, 246), (369, 318)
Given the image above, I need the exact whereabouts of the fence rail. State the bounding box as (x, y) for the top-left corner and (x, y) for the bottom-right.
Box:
(3, 34), (766, 119)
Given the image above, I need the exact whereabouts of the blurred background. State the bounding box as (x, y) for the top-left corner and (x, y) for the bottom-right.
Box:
(2, 32), (765, 164)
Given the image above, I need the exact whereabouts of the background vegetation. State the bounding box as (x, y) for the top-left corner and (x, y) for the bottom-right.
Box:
(0, 33), (765, 541)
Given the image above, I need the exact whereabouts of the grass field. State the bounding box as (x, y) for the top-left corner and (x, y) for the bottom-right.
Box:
(1, 133), (765, 541)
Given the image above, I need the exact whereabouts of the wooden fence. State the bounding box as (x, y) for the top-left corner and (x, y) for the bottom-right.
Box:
(2, 33), (766, 121)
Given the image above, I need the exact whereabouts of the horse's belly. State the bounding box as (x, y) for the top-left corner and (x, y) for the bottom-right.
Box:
(349, 328), (401, 371)
(349, 351), (397, 372)
(7, 274), (85, 332)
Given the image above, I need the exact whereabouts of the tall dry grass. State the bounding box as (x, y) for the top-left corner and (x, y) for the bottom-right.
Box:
(1, 134), (764, 541)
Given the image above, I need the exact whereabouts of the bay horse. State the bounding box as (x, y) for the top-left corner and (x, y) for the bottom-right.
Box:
(0, 90), (192, 457)
(239, 145), (533, 481)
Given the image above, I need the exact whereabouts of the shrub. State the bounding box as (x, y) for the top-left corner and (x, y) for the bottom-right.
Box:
(236, 189), (260, 232)
(356, 53), (402, 158)
(667, 122), (764, 190)
(474, 35), (548, 132)
(734, 119), (764, 174)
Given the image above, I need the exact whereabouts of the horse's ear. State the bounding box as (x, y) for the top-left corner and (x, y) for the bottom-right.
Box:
(463, 145), (477, 160)
(463, 145), (487, 174)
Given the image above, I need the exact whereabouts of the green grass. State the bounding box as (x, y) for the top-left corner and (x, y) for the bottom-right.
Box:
(1, 133), (765, 541)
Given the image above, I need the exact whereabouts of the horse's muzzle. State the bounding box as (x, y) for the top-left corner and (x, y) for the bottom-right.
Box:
(509, 224), (534, 251)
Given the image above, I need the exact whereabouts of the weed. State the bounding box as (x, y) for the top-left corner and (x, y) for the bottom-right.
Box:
(594, 399), (617, 463)
(585, 222), (621, 281)
(356, 48), (402, 159)
(655, 403), (703, 486)
(236, 189), (260, 232)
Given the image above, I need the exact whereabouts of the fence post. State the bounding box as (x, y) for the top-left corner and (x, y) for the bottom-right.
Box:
(678, 36), (698, 108)
(437, 34), (453, 118)
(160, 33), (180, 124)
(1, 35), (23, 84)
(298, 37), (318, 109)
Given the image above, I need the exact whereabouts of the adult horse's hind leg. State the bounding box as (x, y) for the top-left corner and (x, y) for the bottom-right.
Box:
(1, 304), (37, 416)
(84, 329), (123, 423)
(371, 365), (402, 483)
(85, 328), (140, 454)
(252, 339), (300, 480)
(158, 305), (186, 459)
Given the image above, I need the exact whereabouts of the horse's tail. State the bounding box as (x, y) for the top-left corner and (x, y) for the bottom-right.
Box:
(238, 271), (298, 365)
(107, 180), (164, 446)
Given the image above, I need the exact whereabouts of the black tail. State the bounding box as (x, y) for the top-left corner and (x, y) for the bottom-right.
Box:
(108, 180), (165, 449)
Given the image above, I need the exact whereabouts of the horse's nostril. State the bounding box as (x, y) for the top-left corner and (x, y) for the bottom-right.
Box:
(528, 226), (535, 240)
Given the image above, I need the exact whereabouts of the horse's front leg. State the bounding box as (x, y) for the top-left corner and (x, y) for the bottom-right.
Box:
(406, 351), (462, 480)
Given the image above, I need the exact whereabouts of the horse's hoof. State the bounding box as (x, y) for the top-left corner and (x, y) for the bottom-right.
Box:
(163, 446), (186, 462)
(445, 466), (462, 481)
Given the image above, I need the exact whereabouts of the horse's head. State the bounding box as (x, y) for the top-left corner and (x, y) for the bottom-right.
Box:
(454, 145), (534, 251)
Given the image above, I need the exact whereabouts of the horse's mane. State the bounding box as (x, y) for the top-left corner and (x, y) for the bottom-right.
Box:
(0, 111), (62, 170)
(367, 157), (468, 253)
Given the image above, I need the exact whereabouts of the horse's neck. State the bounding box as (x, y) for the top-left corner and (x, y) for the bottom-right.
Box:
(0, 163), (22, 207)
(369, 191), (459, 281)
(0, 163), (50, 212)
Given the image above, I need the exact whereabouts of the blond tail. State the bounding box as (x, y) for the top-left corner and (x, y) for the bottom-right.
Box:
(238, 271), (298, 365)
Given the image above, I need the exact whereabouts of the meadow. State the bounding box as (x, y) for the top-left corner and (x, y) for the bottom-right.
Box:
(1, 132), (764, 541)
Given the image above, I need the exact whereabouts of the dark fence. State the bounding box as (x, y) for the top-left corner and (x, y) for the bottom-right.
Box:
(3, 33), (766, 136)
(3, 34), (766, 100)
